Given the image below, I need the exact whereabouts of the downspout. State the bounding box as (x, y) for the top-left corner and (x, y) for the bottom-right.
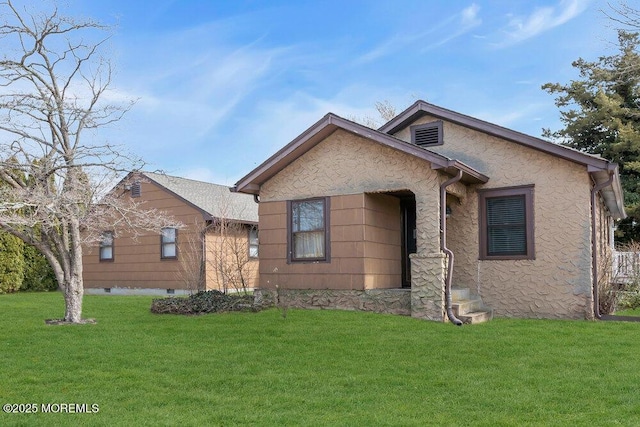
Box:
(441, 169), (464, 326)
(591, 172), (614, 320)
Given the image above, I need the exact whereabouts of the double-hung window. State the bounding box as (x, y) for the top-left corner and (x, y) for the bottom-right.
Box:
(249, 226), (259, 258)
(161, 227), (177, 259)
(99, 231), (114, 262)
(479, 186), (534, 260)
(288, 198), (329, 262)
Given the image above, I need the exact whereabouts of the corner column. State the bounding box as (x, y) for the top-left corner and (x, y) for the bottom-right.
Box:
(410, 252), (446, 321)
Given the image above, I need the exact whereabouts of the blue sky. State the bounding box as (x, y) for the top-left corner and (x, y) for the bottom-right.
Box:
(63, 0), (623, 185)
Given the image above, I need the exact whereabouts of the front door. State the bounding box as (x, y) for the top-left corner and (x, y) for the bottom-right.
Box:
(401, 197), (417, 288)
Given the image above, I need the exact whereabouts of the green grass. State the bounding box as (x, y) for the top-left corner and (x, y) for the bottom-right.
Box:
(2, 293), (640, 426)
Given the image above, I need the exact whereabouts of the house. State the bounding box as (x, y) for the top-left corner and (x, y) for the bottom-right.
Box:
(232, 100), (625, 322)
(83, 172), (259, 295)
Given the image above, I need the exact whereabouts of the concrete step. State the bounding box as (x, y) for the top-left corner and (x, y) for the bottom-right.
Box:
(450, 287), (492, 324)
(451, 288), (470, 301)
(452, 299), (484, 317)
(459, 310), (493, 325)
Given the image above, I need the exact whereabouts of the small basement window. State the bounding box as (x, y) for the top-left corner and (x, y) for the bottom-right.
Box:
(410, 121), (443, 147)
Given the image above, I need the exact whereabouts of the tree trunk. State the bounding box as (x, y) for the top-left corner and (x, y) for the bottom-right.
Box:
(63, 275), (84, 323)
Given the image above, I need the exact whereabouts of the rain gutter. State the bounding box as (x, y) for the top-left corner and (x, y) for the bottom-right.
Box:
(591, 171), (614, 320)
(441, 170), (464, 326)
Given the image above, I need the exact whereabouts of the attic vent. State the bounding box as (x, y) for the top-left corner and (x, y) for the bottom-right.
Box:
(411, 121), (443, 147)
(131, 181), (141, 198)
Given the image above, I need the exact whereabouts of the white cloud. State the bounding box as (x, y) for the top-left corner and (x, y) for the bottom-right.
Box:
(354, 4), (481, 64)
(494, 0), (590, 48)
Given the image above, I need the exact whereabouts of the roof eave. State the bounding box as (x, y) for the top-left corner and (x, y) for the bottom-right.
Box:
(589, 165), (626, 220)
(380, 100), (614, 170)
(233, 113), (486, 195)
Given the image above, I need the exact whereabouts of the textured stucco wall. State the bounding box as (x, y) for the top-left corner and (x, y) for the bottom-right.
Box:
(395, 116), (594, 319)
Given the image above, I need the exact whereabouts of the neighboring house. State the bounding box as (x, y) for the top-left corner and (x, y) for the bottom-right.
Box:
(84, 172), (259, 295)
(233, 100), (625, 322)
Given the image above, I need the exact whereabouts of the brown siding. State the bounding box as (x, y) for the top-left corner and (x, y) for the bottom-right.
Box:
(258, 194), (368, 290)
(83, 179), (257, 292)
(204, 227), (259, 292)
(363, 193), (402, 289)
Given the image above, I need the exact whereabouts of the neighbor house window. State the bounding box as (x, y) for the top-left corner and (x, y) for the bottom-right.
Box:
(288, 197), (329, 262)
(249, 226), (259, 258)
(479, 185), (534, 260)
(410, 121), (443, 147)
(161, 227), (177, 259)
(99, 231), (114, 262)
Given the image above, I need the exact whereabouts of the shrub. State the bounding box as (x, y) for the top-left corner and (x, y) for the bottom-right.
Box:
(151, 290), (258, 315)
(21, 245), (57, 292)
(0, 231), (25, 294)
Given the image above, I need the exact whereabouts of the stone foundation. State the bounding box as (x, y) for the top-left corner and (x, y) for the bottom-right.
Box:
(253, 288), (411, 316)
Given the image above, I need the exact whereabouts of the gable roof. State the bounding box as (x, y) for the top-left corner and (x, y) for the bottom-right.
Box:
(233, 101), (625, 220)
(232, 113), (489, 195)
(379, 100), (625, 219)
(139, 172), (258, 224)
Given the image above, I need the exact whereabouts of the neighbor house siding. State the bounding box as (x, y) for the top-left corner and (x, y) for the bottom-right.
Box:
(203, 226), (259, 292)
(83, 179), (205, 291)
(394, 116), (594, 319)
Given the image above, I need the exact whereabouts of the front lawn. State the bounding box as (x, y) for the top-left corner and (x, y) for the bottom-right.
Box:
(1, 293), (640, 426)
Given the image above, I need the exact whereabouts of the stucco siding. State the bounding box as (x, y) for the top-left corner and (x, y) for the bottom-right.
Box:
(395, 116), (594, 319)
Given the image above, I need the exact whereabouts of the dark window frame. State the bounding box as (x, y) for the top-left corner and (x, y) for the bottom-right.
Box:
(248, 225), (259, 259)
(410, 120), (444, 147)
(287, 197), (330, 263)
(99, 231), (114, 262)
(160, 227), (178, 260)
(478, 185), (535, 260)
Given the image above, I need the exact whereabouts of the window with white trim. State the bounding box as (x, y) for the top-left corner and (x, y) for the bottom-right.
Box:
(161, 227), (177, 259)
(249, 226), (259, 258)
(99, 231), (114, 262)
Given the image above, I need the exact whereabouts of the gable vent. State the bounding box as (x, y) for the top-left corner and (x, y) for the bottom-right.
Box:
(131, 181), (141, 198)
(411, 121), (443, 147)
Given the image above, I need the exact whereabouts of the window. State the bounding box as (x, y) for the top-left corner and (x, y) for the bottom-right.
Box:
(99, 231), (114, 262)
(249, 226), (259, 258)
(479, 186), (534, 260)
(288, 198), (329, 262)
(410, 121), (443, 146)
(161, 227), (177, 259)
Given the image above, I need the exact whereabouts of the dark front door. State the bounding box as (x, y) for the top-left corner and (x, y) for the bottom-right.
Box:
(401, 197), (417, 288)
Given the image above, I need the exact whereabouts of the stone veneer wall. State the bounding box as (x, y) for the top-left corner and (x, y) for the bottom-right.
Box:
(394, 116), (595, 319)
(254, 288), (411, 316)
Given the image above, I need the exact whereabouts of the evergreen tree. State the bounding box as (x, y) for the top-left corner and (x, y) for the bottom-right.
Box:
(22, 244), (57, 292)
(543, 30), (640, 242)
(0, 230), (24, 293)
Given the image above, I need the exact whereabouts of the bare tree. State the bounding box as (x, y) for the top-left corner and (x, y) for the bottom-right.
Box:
(0, 1), (177, 323)
(207, 218), (257, 295)
(604, 2), (640, 31)
(176, 194), (258, 295)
